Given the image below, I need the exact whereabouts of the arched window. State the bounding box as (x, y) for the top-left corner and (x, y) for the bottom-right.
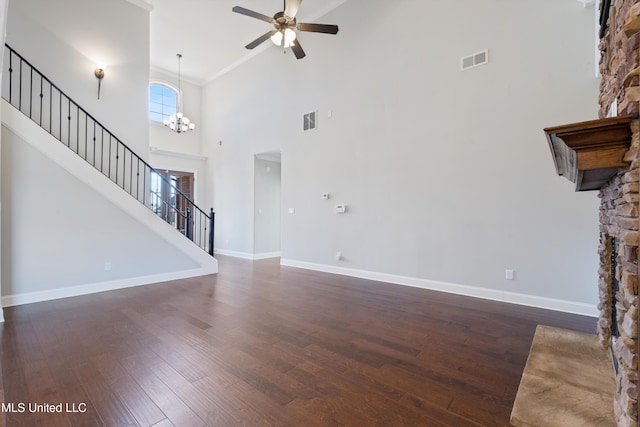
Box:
(149, 83), (177, 123)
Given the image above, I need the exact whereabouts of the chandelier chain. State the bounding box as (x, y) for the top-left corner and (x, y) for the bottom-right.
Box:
(163, 53), (195, 134)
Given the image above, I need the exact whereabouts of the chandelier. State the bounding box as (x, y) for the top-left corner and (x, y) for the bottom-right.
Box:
(164, 53), (195, 133)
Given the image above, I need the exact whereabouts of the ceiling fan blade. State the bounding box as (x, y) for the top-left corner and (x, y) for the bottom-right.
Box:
(245, 30), (277, 49)
(290, 40), (306, 60)
(285, 0), (302, 18)
(232, 6), (275, 23)
(296, 23), (339, 34)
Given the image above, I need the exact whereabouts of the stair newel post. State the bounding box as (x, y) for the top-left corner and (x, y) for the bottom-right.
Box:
(185, 207), (192, 240)
(209, 208), (215, 256)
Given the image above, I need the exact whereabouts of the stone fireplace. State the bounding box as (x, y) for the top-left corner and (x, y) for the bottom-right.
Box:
(516, 1), (639, 426)
(541, 111), (637, 426)
(597, 132), (638, 426)
(597, 1), (639, 425)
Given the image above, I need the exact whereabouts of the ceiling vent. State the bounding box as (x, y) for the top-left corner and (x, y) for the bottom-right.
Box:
(461, 49), (489, 71)
(303, 111), (317, 131)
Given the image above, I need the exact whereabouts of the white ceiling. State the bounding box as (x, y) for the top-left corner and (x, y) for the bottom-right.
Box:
(147, 0), (348, 86)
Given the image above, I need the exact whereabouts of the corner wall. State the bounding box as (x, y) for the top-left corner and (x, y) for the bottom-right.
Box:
(203, 0), (601, 311)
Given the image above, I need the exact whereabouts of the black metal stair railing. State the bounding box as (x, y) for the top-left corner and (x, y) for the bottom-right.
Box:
(2, 44), (214, 256)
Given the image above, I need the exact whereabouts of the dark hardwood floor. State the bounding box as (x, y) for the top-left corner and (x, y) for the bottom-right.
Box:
(0, 256), (596, 426)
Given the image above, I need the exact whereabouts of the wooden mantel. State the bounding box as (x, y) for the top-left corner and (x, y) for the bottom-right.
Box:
(544, 115), (634, 191)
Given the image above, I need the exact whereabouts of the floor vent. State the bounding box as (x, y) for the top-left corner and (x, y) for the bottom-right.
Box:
(461, 49), (489, 71)
(303, 111), (317, 131)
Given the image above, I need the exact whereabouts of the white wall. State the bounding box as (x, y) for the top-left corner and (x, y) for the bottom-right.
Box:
(254, 157), (281, 257)
(6, 0), (149, 158)
(203, 0), (601, 310)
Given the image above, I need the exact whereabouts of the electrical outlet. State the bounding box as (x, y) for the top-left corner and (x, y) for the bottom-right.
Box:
(105, 262), (112, 271)
(336, 251), (342, 260)
(505, 269), (514, 280)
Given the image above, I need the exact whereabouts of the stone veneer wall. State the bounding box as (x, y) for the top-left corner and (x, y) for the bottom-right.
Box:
(598, 1), (639, 426)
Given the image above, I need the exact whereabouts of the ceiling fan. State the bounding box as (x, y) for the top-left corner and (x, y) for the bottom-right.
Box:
(232, 0), (339, 59)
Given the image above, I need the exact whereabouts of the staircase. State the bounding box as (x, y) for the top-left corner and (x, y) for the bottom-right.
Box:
(1, 44), (214, 255)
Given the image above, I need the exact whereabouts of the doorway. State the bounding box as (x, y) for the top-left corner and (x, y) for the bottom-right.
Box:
(150, 169), (194, 233)
(254, 152), (281, 259)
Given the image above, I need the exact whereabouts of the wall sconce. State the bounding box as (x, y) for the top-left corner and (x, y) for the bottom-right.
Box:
(94, 67), (105, 99)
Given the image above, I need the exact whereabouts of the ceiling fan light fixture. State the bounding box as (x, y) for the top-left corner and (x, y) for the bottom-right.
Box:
(270, 31), (283, 46)
(283, 28), (296, 48)
(284, 28), (296, 43)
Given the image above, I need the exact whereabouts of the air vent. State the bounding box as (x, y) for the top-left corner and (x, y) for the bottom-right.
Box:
(303, 111), (317, 131)
(461, 49), (489, 71)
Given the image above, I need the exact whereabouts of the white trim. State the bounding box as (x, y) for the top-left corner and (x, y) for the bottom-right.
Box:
(214, 249), (255, 260)
(204, 47), (269, 86)
(255, 152), (282, 163)
(280, 259), (599, 317)
(253, 252), (281, 260)
(214, 249), (281, 261)
(1, 267), (211, 308)
(126, 0), (153, 12)
(149, 147), (207, 161)
(150, 67), (202, 88)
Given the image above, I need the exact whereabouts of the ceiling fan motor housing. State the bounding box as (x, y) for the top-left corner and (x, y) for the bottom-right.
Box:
(273, 11), (296, 31)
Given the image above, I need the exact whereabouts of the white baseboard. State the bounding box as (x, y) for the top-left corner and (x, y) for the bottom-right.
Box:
(253, 252), (281, 260)
(214, 249), (281, 260)
(214, 249), (255, 260)
(1, 266), (216, 308)
(280, 259), (598, 317)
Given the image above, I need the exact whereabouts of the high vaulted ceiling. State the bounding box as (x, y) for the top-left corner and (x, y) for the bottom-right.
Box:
(148, 0), (348, 86)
